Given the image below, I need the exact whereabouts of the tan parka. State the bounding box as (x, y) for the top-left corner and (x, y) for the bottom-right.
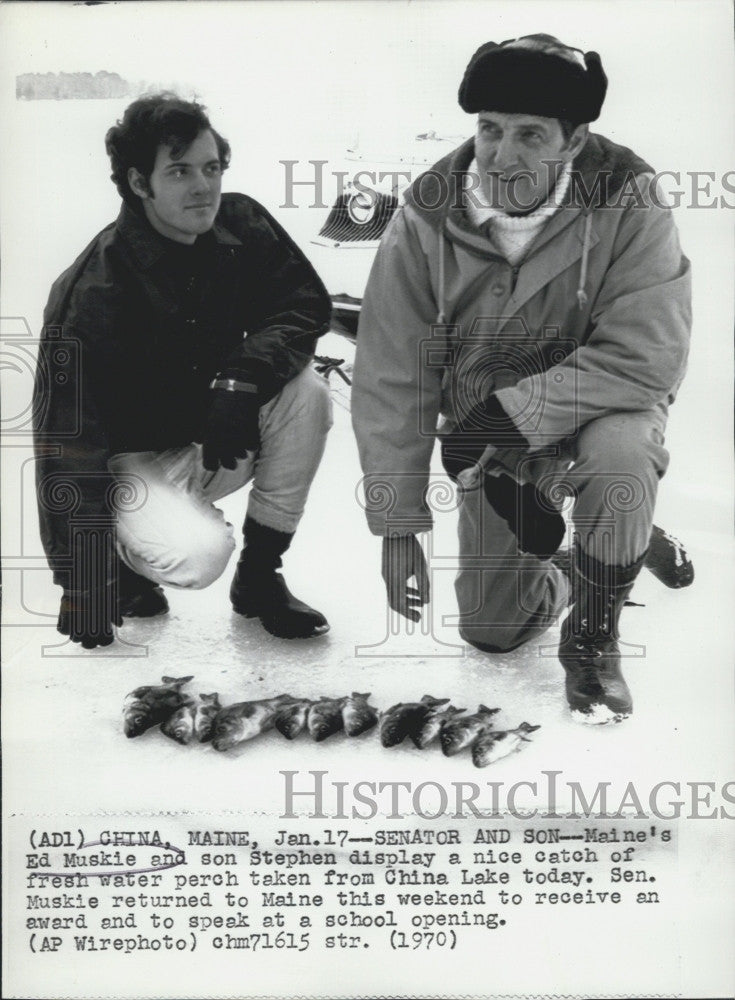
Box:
(352, 133), (691, 536)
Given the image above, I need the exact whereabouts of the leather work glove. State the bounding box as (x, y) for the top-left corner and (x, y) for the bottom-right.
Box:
(202, 377), (262, 472)
(57, 585), (123, 649)
(482, 473), (566, 559)
(381, 532), (430, 622)
(441, 394), (565, 559)
(441, 393), (529, 480)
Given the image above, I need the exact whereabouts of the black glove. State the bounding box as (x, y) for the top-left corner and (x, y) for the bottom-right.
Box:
(202, 377), (261, 472)
(441, 393), (529, 480)
(441, 394), (564, 559)
(57, 586), (123, 649)
(482, 474), (566, 559)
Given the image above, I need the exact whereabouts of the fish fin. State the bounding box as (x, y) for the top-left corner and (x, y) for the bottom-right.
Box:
(384, 702), (404, 713)
(161, 675), (194, 687)
(478, 704), (501, 715)
(127, 685), (152, 699)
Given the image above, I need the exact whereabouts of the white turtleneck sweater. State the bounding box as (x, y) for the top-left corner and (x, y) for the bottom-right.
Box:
(464, 159), (572, 266)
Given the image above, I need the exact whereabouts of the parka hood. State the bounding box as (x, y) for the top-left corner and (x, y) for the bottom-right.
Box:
(403, 131), (655, 233)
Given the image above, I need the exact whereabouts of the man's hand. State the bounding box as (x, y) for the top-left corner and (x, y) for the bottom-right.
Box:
(202, 379), (261, 472)
(441, 394), (529, 481)
(483, 474), (566, 558)
(381, 533), (430, 622)
(57, 586), (123, 649)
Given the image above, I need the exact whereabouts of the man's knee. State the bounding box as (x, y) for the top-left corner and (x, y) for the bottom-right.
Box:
(458, 623), (533, 654)
(574, 413), (669, 481)
(274, 366), (333, 433)
(172, 530), (236, 589)
(126, 520), (236, 590)
(455, 563), (567, 654)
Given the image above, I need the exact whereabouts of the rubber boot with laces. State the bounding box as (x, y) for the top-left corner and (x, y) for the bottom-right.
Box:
(230, 516), (329, 639)
(558, 543), (646, 725)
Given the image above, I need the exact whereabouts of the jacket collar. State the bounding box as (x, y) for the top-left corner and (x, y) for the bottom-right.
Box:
(404, 131), (654, 250)
(116, 200), (241, 269)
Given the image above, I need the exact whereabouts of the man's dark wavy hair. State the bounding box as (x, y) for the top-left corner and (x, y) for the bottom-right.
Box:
(105, 93), (231, 204)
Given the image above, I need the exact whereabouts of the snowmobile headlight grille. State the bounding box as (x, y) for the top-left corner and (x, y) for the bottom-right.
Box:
(315, 191), (398, 246)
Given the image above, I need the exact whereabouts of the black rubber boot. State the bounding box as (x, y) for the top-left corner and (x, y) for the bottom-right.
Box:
(553, 522), (691, 595)
(644, 525), (694, 589)
(117, 562), (169, 618)
(558, 544), (646, 725)
(230, 517), (329, 639)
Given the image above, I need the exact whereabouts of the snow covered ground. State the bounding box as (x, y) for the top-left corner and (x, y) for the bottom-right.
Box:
(2, 315), (733, 818)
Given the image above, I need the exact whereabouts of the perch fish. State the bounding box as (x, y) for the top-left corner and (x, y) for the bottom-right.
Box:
(212, 695), (295, 752)
(411, 704), (466, 750)
(379, 695), (450, 748)
(307, 697), (348, 742)
(472, 723), (541, 768)
(342, 692), (379, 737)
(161, 695), (197, 745)
(193, 693), (222, 743)
(123, 675), (194, 738)
(274, 699), (313, 740)
(440, 705), (500, 757)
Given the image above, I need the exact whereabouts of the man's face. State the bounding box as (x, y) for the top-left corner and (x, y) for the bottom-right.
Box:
(474, 112), (582, 215)
(131, 129), (223, 244)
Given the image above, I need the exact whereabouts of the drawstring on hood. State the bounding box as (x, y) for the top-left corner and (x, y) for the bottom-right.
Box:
(577, 211), (593, 309)
(436, 193), (594, 321)
(415, 133), (652, 325)
(436, 235), (446, 324)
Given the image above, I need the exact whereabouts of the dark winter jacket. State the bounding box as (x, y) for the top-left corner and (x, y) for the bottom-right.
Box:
(34, 194), (331, 585)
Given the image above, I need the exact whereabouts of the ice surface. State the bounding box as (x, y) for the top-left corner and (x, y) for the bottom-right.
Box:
(3, 328), (733, 820)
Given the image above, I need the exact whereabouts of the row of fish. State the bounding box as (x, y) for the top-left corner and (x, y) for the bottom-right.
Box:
(123, 678), (540, 767)
(122, 679), (377, 748)
(377, 696), (540, 767)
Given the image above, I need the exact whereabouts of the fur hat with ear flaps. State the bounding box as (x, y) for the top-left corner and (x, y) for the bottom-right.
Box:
(459, 33), (608, 124)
